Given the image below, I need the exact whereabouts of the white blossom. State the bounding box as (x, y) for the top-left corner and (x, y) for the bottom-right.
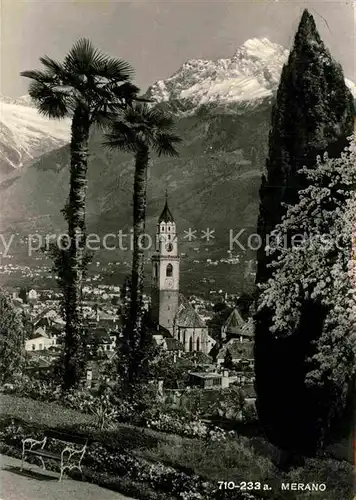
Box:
(259, 137), (356, 394)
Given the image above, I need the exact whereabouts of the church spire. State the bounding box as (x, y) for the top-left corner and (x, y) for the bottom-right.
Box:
(159, 189), (175, 223)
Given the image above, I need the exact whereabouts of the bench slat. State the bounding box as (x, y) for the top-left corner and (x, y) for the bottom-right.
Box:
(27, 449), (62, 460)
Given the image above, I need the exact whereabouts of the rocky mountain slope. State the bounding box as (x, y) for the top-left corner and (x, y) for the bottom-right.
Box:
(0, 105), (270, 293)
(0, 104), (269, 245)
(0, 95), (70, 179)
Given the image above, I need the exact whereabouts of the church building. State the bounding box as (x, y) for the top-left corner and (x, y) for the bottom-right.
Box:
(151, 198), (210, 354)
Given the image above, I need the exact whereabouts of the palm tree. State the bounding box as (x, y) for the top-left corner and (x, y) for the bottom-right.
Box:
(104, 103), (181, 383)
(21, 39), (141, 390)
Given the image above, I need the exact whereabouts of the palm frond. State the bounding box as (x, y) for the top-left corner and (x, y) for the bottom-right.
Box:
(64, 38), (134, 82)
(91, 82), (141, 113)
(111, 82), (140, 101)
(51, 85), (76, 95)
(103, 121), (138, 153)
(102, 102), (182, 157)
(87, 88), (130, 126)
(132, 96), (154, 104)
(22, 66), (80, 101)
(92, 56), (135, 81)
(121, 104), (145, 123)
(64, 38), (103, 74)
(155, 133), (182, 157)
(123, 103), (176, 130)
(146, 107), (177, 130)
(37, 95), (70, 119)
(38, 56), (65, 77)
(28, 81), (70, 119)
(20, 69), (55, 84)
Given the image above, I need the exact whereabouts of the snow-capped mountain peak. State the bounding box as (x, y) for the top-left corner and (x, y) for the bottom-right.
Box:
(232, 37), (287, 61)
(0, 37), (354, 178)
(147, 37), (355, 112)
(146, 37), (289, 110)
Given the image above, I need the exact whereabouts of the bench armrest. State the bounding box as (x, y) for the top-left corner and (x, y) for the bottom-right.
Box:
(61, 444), (87, 458)
(22, 437), (47, 451)
(61, 443), (87, 470)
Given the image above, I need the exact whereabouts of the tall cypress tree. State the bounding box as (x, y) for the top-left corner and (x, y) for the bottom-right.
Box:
(254, 9), (354, 459)
(256, 9), (354, 284)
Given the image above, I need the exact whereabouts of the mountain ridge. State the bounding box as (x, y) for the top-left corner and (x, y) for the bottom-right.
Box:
(146, 37), (356, 114)
(1, 36), (354, 175)
(0, 36), (354, 292)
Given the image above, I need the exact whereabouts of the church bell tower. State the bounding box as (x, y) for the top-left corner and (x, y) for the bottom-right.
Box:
(151, 195), (180, 333)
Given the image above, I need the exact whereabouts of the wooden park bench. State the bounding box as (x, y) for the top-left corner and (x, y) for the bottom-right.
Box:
(21, 429), (88, 481)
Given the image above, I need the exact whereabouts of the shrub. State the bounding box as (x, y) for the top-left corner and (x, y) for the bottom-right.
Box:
(3, 377), (242, 441)
(147, 411), (206, 437)
(209, 386), (246, 420)
(3, 375), (59, 401)
(285, 457), (353, 499)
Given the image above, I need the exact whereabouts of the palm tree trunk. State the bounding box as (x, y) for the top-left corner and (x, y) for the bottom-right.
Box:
(129, 145), (149, 382)
(62, 106), (90, 390)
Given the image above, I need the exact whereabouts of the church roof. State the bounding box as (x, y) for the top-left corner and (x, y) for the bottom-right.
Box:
(223, 308), (245, 335)
(151, 323), (184, 351)
(178, 293), (190, 309)
(176, 305), (206, 329)
(159, 200), (175, 223)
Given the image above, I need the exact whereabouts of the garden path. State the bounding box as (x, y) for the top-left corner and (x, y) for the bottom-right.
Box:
(0, 454), (137, 500)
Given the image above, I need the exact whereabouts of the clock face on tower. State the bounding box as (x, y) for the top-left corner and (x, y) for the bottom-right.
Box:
(165, 242), (173, 252)
(166, 278), (173, 288)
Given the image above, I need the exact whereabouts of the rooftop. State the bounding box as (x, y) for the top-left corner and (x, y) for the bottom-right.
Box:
(177, 305), (206, 328)
(223, 308), (245, 334)
(189, 372), (222, 379)
(217, 338), (254, 360)
(158, 197), (175, 223)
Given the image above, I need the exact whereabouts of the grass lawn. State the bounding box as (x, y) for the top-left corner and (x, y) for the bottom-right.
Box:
(0, 394), (95, 428)
(0, 394), (192, 458)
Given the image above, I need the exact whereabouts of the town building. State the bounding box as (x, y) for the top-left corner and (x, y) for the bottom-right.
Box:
(210, 311), (255, 367)
(25, 332), (58, 351)
(188, 370), (232, 389)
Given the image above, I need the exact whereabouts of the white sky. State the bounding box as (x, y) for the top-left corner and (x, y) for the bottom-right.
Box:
(1, 0), (355, 97)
